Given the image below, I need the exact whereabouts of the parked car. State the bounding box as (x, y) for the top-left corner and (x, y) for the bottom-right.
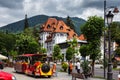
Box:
(0, 71), (17, 80)
(0, 63), (17, 80)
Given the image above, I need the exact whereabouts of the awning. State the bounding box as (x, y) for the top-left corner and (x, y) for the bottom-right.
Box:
(0, 54), (8, 60)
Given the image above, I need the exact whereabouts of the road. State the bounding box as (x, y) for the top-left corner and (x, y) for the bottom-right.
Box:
(2, 67), (73, 80)
(2, 67), (105, 80)
(1, 64), (119, 80)
(56, 64), (119, 80)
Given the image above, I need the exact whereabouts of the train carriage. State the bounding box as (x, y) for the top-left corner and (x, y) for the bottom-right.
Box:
(14, 54), (53, 78)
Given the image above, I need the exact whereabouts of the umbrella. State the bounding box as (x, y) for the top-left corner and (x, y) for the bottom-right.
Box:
(0, 54), (8, 60)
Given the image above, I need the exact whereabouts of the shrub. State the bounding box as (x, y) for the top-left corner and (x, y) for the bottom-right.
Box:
(81, 60), (89, 74)
(61, 62), (68, 72)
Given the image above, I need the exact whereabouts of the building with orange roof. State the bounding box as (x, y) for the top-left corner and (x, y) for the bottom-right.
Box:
(39, 18), (87, 60)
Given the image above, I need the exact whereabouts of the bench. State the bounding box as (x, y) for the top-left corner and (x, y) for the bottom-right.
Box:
(71, 73), (85, 80)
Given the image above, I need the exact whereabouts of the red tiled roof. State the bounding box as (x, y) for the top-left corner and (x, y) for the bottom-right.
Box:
(41, 18), (85, 42)
(115, 57), (120, 61)
(54, 20), (68, 33)
(78, 34), (86, 40)
(40, 18), (57, 32)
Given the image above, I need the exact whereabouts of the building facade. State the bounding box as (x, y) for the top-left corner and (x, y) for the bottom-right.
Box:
(39, 18), (86, 58)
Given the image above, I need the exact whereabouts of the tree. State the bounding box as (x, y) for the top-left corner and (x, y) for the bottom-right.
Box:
(24, 14), (29, 30)
(81, 16), (104, 75)
(66, 16), (75, 31)
(53, 45), (61, 61)
(110, 22), (120, 57)
(79, 44), (89, 59)
(66, 38), (78, 61)
(16, 28), (39, 54)
(0, 32), (16, 56)
(66, 47), (75, 61)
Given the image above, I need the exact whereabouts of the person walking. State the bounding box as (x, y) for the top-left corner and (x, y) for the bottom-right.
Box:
(52, 62), (57, 77)
(76, 60), (80, 73)
(68, 61), (73, 75)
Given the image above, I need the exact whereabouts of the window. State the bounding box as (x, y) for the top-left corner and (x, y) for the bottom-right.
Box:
(67, 33), (69, 36)
(60, 33), (64, 36)
(47, 25), (50, 28)
(73, 34), (76, 37)
(60, 26), (63, 30)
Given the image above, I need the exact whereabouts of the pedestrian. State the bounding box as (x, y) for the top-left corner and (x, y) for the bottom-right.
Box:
(68, 61), (73, 75)
(52, 62), (57, 77)
(76, 60), (80, 73)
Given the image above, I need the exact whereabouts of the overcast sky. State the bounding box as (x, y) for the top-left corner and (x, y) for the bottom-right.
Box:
(0, 0), (120, 27)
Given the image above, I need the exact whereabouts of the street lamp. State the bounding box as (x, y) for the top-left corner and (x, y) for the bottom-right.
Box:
(106, 7), (119, 79)
(106, 11), (113, 80)
(104, 0), (119, 79)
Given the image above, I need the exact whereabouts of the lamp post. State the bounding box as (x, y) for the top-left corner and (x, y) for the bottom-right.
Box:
(103, 0), (106, 78)
(106, 11), (114, 80)
(105, 5), (119, 80)
(104, 0), (119, 79)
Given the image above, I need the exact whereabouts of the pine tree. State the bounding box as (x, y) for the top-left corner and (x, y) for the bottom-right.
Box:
(24, 14), (29, 30)
(66, 16), (75, 31)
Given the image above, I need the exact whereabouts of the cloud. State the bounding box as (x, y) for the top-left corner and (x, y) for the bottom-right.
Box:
(0, 0), (24, 9)
(0, 0), (120, 27)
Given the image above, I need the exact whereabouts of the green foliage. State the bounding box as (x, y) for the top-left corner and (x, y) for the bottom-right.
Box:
(79, 44), (90, 58)
(66, 38), (78, 61)
(24, 14), (29, 30)
(110, 22), (120, 57)
(0, 32), (16, 54)
(61, 62), (68, 72)
(53, 45), (61, 60)
(81, 16), (104, 60)
(68, 38), (78, 48)
(66, 16), (75, 31)
(103, 57), (108, 69)
(15, 28), (39, 54)
(9, 50), (18, 57)
(0, 15), (86, 36)
(66, 47), (75, 61)
(39, 47), (47, 54)
(81, 16), (104, 75)
(115, 47), (120, 56)
(81, 60), (90, 74)
(81, 16), (104, 42)
(110, 22), (120, 43)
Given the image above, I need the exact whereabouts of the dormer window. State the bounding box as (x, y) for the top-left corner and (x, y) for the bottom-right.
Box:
(47, 25), (50, 28)
(73, 34), (76, 37)
(60, 26), (63, 30)
(67, 33), (69, 36)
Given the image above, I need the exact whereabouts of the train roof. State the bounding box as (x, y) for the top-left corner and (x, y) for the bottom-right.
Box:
(18, 54), (47, 57)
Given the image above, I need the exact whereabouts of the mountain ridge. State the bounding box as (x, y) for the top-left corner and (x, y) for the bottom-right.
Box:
(0, 15), (86, 35)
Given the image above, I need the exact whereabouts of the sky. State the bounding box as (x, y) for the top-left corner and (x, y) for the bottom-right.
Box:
(0, 0), (120, 27)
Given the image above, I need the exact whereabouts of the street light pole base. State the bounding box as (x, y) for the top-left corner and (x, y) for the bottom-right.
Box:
(107, 72), (113, 80)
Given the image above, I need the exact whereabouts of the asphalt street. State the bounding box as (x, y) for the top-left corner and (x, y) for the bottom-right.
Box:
(1, 67), (106, 80)
(1, 64), (119, 80)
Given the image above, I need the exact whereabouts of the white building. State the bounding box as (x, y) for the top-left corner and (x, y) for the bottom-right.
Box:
(39, 18), (87, 59)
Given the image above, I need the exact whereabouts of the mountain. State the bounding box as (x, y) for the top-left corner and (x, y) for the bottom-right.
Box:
(0, 15), (86, 35)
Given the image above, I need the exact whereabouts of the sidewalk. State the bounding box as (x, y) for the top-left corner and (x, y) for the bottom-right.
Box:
(78, 78), (105, 80)
(55, 72), (105, 80)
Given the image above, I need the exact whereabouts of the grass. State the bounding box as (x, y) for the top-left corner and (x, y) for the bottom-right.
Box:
(113, 68), (120, 71)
